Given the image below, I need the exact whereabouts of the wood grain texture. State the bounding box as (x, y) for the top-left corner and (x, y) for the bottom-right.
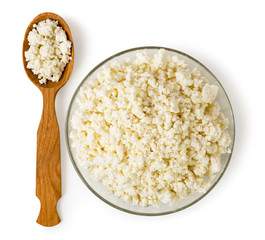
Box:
(22, 12), (74, 227)
(36, 88), (61, 227)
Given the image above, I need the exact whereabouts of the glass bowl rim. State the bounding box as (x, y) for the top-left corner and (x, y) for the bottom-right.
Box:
(65, 46), (235, 216)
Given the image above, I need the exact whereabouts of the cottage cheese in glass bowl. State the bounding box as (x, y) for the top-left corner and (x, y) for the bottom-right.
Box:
(66, 47), (235, 215)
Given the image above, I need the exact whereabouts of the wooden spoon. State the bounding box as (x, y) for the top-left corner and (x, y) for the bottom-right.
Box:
(22, 12), (74, 227)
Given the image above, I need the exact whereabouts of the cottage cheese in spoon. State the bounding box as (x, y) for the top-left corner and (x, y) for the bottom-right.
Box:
(25, 19), (72, 84)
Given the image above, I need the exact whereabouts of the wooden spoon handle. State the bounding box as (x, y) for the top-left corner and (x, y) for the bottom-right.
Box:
(36, 88), (61, 227)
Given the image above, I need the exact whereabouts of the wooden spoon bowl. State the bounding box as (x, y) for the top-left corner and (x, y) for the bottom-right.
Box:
(23, 12), (74, 91)
(22, 12), (74, 227)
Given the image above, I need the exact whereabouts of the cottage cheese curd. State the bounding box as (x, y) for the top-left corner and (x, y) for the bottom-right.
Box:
(70, 49), (231, 207)
(25, 19), (72, 84)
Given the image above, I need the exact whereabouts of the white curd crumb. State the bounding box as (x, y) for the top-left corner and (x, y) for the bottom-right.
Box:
(70, 49), (231, 207)
(25, 19), (72, 84)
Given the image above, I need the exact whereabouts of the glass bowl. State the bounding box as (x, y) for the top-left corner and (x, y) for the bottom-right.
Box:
(65, 46), (235, 216)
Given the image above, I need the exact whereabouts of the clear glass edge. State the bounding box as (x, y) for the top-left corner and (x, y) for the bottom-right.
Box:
(65, 46), (236, 216)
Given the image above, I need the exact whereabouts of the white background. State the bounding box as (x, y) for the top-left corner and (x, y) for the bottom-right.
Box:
(1, 0), (264, 239)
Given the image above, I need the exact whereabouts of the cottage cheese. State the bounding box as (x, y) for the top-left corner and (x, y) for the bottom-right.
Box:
(25, 19), (72, 84)
(70, 49), (231, 207)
